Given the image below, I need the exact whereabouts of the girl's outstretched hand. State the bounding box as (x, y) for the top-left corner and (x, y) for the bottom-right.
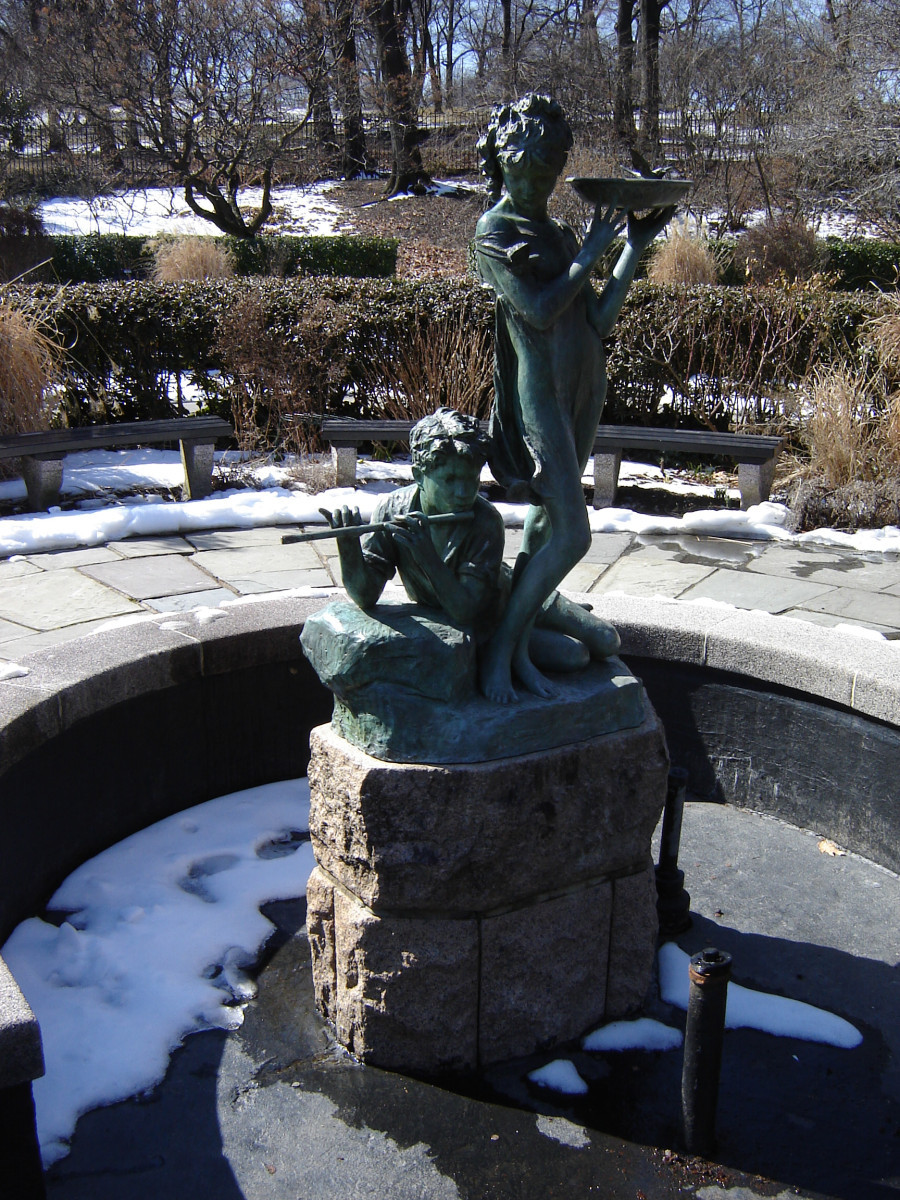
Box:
(627, 205), (677, 252)
(585, 203), (628, 253)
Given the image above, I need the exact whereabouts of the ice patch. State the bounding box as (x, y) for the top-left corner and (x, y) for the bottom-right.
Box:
(582, 1017), (683, 1052)
(527, 1059), (589, 1095)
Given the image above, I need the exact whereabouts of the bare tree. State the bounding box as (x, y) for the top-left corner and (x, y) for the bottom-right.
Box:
(26, 0), (309, 236)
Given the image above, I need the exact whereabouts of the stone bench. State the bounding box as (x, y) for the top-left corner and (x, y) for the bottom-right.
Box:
(321, 418), (784, 509)
(592, 425), (784, 510)
(0, 416), (233, 511)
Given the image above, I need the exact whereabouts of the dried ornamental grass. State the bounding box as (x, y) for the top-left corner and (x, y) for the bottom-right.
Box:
(151, 237), (234, 283)
(0, 301), (56, 435)
(802, 366), (878, 488)
(648, 225), (719, 286)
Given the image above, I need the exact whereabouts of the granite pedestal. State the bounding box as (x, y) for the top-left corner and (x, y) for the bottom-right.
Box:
(306, 710), (669, 1071)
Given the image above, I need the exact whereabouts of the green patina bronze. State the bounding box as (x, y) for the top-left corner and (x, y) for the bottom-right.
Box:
(474, 93), (677, 704)
(301, 96), (683, 755)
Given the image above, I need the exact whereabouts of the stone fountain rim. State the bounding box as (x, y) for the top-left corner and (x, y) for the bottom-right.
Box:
(0, 590), (896, 784)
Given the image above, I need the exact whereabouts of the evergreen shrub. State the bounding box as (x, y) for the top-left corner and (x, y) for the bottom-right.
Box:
(7, 278), (886, 437)
(43, 233), (398, 284)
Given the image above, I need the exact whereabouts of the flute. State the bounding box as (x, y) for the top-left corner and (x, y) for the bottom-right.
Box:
(281, 509), (476, 544)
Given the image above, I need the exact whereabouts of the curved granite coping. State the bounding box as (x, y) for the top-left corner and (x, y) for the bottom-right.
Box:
(0, 590), (897, 780)
(0, 590), (897, 1087)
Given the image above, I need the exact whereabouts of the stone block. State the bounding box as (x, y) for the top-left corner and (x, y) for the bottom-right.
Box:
(306, 867), (337, 1025)
(604, 865), (659, 1019)
(478, 883), (612, 1064)
(308, 714), (669, 913)
(330, 886), (479, 1072)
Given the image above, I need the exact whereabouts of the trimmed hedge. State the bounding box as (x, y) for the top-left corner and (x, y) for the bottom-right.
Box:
(8, 277), (888, 431)
(13, 233), (399, 284)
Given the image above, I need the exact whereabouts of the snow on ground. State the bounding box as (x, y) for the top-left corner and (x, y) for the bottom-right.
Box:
(1, 449), (899, 558)
(1, 779), (313, 1166)
(38, 183), (351, 238)
(658, 942), (862, 1048)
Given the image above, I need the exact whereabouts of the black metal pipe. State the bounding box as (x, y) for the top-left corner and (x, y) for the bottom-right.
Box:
(655, 766), (691, 935)
(681, 946), (732, 1158)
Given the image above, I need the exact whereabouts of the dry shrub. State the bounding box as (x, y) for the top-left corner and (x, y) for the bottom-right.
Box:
(802, 366), (880, 488)
(289, 455), (337, 493)
(0, 302), (55, 433)
(359, 309), (493, 422)
(151, 237), (234, 283)
(735, 217), (821, 286)
(215, 288), (346, 457)
(0, 298), (57, 476)
(648, 223), (719, 286)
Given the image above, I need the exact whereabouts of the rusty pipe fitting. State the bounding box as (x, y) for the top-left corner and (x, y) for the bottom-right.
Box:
(681, 946), (732, 1158)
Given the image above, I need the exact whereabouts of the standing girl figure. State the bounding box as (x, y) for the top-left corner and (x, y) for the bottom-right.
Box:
(475, 94), (674, 703)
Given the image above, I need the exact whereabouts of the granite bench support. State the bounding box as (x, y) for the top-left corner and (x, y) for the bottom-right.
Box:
(0, 416), (233, 511)
(322, 418), (783, 509)
(0, 954), (45, 1198)
(592, 426), (784, 511)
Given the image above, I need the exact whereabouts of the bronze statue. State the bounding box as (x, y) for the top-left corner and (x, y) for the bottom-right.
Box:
(474, 94), (677, 702)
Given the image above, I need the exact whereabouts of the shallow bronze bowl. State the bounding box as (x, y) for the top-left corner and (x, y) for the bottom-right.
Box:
(566, 176), (692, 210)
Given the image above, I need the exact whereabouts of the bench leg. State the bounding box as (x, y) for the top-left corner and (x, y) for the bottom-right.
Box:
(180, 440), (215, 500)
(20, 455), (64, 511)
(737, 457), (777, 509)
(332, 444), (358, 488)
(0, 1082), (46, 1198)
(593, 450), (622, 509)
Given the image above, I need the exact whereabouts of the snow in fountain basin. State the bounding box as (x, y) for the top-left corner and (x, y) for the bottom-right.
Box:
(2, 773), (867, 1151)
(1, 778), (314, 1166)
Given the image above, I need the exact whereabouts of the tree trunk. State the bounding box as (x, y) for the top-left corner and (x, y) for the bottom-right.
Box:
(614, 0), (636, 154)
(638, 0), (664, 159)
(366, 0), (431, 195)
(333, 0), (371, 178)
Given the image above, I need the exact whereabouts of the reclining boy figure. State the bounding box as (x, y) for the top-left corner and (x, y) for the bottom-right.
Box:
(325, 408), (620, 694)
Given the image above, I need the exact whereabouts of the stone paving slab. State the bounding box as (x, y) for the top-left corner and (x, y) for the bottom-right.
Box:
(0, 559), (40, 580)
(0, 617), (148, 658)
(746, 547), (900, 592)
(590, 555), (716, 598)
(678, 568), (836, 613)
(796, 586), (900, 626)
(227, 569), (335, 594)
(80, 555), (220, 600)
(634, 534), (766, 568)
(186, 527), (297, 551)
(106, 536), (195, 558)
(0, 617), (34, 644)
(191, 544), (325, 579)
(24, 547), (123, 571)
(561, 562), (605, 592)
(0, 569), (141, 630)
(142, 588), (237, 613)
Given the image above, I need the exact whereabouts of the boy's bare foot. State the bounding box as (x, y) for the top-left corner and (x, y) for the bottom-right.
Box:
(512, 644), (557, 699)
(479, 643), (519, 704)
